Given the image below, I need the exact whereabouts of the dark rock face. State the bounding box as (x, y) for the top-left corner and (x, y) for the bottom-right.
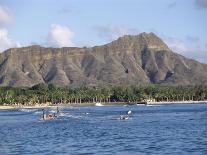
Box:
(0, 32), (207, 87)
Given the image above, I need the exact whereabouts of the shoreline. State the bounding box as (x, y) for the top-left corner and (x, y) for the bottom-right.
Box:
(0, 100), (207, 110)
(0, 105), (54, 110)
(147, 100), (207, 104)
(0, 102), (126, 110)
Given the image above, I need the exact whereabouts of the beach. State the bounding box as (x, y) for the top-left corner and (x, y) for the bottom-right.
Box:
(0, 104), (53, 110)
(1, 100), (207, 110)
(147, 100), (207, 104)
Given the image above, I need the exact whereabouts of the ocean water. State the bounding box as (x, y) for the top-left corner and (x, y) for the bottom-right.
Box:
(0, 104), (207, 155)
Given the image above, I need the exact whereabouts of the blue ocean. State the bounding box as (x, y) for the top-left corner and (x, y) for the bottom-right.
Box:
(0, 104), (207, 155)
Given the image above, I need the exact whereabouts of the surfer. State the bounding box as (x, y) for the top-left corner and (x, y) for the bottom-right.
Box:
(56, 107), (59, 114)
(53, 107), (59, 117)
(41, 109), (46, 120)
(42, 109), (46, 120)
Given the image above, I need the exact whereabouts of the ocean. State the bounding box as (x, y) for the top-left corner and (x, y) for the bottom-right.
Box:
(0, 104), (207, 155)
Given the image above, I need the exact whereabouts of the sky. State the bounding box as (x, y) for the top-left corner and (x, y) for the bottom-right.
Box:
(0, 0), (207, 63)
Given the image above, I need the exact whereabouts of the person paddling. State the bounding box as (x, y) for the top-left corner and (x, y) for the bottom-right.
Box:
(53, 107), (59, 118)
(42, 109), (46, 120)
(56, 107), (59, 114)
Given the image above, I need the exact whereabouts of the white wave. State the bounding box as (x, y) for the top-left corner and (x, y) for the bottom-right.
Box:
(65, 114), (82, 119)
(19, 109), (37, 113)
(146, 104), (162, 107)
(34, 111), (42, 115)
(49, 110), (56, 113)
(58, 112), (67, 117)
(34, 111), (42, 114)
(59, 113), (82, 119)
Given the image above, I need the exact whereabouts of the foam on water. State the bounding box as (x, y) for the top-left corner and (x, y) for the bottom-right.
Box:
(19, 109), (37, 113)
(146, 104), (163, 107)
(49, 110), (56, 113)
(58, 112), (82, 119)
(34, 111), (42, 115)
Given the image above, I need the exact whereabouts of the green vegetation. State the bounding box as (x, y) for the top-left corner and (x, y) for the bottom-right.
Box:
(1, 84), (207, 105)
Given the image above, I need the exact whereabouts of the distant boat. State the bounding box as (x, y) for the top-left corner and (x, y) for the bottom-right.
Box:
(120, 115), (129, 120)
(95, 102), (103, 106)
(127, 101), (146, 105)
(136, 101), (147, 105)
(41, 113), (57, 121)
(120, 110), (132, 120)
(127, 102), (136, 106)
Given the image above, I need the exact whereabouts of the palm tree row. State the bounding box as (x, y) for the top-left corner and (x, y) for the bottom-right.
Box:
(1, 84), (207, 105)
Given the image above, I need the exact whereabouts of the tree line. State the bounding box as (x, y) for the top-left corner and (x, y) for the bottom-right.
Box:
(1, 84), (207, 105)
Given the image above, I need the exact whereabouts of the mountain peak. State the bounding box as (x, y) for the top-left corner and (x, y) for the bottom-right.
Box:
(110, 32), (169, 51)
(138, 32), (169, 50)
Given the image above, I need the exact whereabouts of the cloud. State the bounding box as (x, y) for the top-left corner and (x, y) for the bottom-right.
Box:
(0, 5), (19, 52)
(95, 25), (139, 41)
(0, 28), (20, 52)
(0, 5), (12, 25)
(165, 36), (207, 63)
(195, 0), (207, 8)
(47, 24), (75, 47)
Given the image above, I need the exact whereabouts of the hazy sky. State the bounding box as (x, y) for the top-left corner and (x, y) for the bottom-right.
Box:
(0, 0), (207, 63)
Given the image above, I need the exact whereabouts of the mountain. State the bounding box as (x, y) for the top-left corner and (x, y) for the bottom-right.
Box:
(0, 32), (207, 87)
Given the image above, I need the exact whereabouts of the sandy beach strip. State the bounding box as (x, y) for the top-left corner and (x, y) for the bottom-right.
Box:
(0, 102), (124, 110)
(148, 100), (207, 104)
(0, 105), (16, 110)
(0, 105), (53, 110)
(1, 100), (207, 110)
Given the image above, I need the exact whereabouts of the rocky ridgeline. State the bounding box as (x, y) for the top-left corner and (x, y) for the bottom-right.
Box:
(0, 32), (207, 87)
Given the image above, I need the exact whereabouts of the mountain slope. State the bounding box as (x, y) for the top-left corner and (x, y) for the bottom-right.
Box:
(0, 32), (207, 87)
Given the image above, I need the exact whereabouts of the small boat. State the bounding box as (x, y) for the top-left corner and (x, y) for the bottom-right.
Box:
(41, 107), (59, 121)
(42, 113), (56, 121)
(120, 115), (129, 120)
(126, 102), (136, 106)
(136, 101), (147, 105)
(119, 111), (132, 120)
(95, 102), (103, 106)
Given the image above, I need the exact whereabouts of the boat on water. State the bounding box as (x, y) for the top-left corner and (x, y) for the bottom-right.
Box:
(42, 113), (57, 120)
(136, 101), (147, 105)
(120, 115), (130, 120)
(95, 102), (103, 106)
(127, 102), (136, 106)
(126, 101), (147, 106)
(41, 107), (59, 121)
(119, 111), (132, 120)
